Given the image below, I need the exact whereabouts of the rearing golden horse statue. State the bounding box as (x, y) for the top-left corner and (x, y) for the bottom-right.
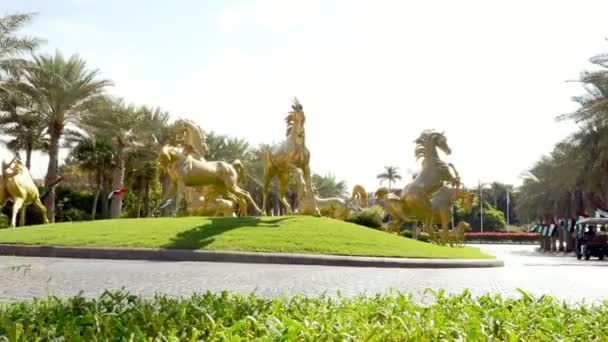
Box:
(262, 98), (320, 216)
(399, 130), (461, 239)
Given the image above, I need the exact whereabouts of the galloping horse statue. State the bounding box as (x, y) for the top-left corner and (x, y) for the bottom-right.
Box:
(446, 221), (472, 247)
(262, 98), (320, 216)
(399, 130), (461, 239)
(299, 184), (368, 220)
(158, 119), (263, 216)
(1, 157), (49, 227)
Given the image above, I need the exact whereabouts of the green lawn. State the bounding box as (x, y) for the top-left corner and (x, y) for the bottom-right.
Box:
(0, 216), (492, 259)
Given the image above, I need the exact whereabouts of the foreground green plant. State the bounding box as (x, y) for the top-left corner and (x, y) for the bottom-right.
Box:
(1, 289), (607, 341)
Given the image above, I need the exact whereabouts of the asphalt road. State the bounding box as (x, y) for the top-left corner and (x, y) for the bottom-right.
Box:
(1, 244), (607, 303)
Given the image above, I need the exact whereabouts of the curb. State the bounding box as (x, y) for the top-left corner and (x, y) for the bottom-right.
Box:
(0, 244), (503, 268)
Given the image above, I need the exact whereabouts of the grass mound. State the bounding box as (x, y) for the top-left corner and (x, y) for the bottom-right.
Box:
(2, 290), (606, 340)
(0, 216), (491, 259)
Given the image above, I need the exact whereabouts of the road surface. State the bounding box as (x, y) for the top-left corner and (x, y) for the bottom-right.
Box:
(1, 244), (606, 302)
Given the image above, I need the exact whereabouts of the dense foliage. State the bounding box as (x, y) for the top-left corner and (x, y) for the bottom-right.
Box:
(345, 205), (384, 229)
(1, 290), (607, 341)
(517, 46), (608, 223)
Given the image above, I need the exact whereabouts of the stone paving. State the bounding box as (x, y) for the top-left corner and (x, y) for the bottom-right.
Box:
(1, 244), (607, 303)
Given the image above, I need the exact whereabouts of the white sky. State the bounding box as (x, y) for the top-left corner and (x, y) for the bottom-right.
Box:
(5, 0), (608, 192)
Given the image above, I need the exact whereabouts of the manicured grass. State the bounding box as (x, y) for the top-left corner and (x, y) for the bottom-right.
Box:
(0, 216), (492, 259)
(2, 290), (607, 340)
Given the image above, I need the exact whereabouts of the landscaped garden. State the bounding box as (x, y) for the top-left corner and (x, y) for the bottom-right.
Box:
(0, 216), (492, 259)
(2, 290), (607, 341)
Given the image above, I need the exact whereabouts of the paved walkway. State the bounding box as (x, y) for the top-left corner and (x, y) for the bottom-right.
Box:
(1, 244), (606, 302)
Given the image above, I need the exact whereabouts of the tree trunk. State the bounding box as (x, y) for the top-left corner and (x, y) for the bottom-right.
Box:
(136, 183), (142, 218)
(101, 190), (109, 218)
(110, 152), (125, 219)
(25, 144), (32, 170)
(144, 180), (151, 217)
(43, 124), (62, 223)
(91, 184), (100, 220)
(160, 174), (169, 216)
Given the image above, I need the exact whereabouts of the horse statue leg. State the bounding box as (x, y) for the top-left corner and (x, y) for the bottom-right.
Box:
(302, 165), (321, 217)
(32, 197), (49, 224)
(19, 206), (25, 227)
(10, 198), (24, 228)
(172, 181), (186, 217)
(262, 171), (272, 216)
(277, 173), (292, 215)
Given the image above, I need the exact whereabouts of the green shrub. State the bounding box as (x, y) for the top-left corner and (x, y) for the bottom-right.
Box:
(1, 290), (607, 340)
(345, 205), (383, 228)
(400, 229), (431, 243)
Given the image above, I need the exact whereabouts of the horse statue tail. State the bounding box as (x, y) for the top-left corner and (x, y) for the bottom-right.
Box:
(350, 184), (368, 207)
(231, 160), (245, 185)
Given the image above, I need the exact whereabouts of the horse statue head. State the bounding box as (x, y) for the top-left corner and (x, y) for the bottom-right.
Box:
(414, 130), (451, 160)
(455, 220), (472, 233)
(285, 97), (306, 145)
(374, 187), (391, 201)
(170, 119), (208, 159)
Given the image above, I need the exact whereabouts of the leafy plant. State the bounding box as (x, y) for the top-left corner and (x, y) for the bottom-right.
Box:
(1, 289), (607, 340)
(345, 205), (384, 229)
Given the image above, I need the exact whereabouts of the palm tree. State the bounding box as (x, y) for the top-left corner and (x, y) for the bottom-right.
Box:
(377, 165), (402, 191)
(205, 131), (253, 162)
(0, 92), (47, 168)
(81, 97), (150, 219)
(68, 138), (113, 219)
(0, 12), (42, 78)
(312, 173), (347, 198)
(18, 51), (112, 221)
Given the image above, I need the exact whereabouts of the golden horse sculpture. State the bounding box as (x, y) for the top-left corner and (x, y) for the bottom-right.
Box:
(375, 185), (474, 243)
(398, 130), (461, 240)
(262, 98), (320, 216)
(159, 119), (262, 216)
(0, 157), (49, 227)
(429, 185), (475, 243)
(187, 187), (237, 217)
(158, 144), (263, 217)
(445, 221), (472, 248)
(374, 188), (411, 233)
(299, 184), (368, 220)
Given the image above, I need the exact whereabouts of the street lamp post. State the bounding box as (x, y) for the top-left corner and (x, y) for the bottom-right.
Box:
(506, 190), (510, 232)
(479, 180), (484, 233)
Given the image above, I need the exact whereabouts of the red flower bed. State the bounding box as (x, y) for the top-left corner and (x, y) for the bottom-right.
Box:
(464, 232), (540, 242)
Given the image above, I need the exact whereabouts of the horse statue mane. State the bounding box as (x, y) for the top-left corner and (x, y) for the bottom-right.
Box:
(414, 130), (448, 160)
(285, 97), (305, 137)
(172, 118), (208, 158)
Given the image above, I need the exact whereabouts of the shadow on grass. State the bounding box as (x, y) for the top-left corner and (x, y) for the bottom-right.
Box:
(163, 216), (293, 250)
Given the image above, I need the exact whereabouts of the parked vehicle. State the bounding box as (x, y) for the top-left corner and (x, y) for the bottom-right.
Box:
(575, 218), (608, 260)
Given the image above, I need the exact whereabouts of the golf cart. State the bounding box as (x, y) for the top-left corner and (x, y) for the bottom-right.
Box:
(574, 217), (608, 260)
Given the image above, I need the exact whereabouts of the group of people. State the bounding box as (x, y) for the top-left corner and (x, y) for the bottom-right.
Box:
(533, 217), (608, 253)
(532, 219), (578, 252)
